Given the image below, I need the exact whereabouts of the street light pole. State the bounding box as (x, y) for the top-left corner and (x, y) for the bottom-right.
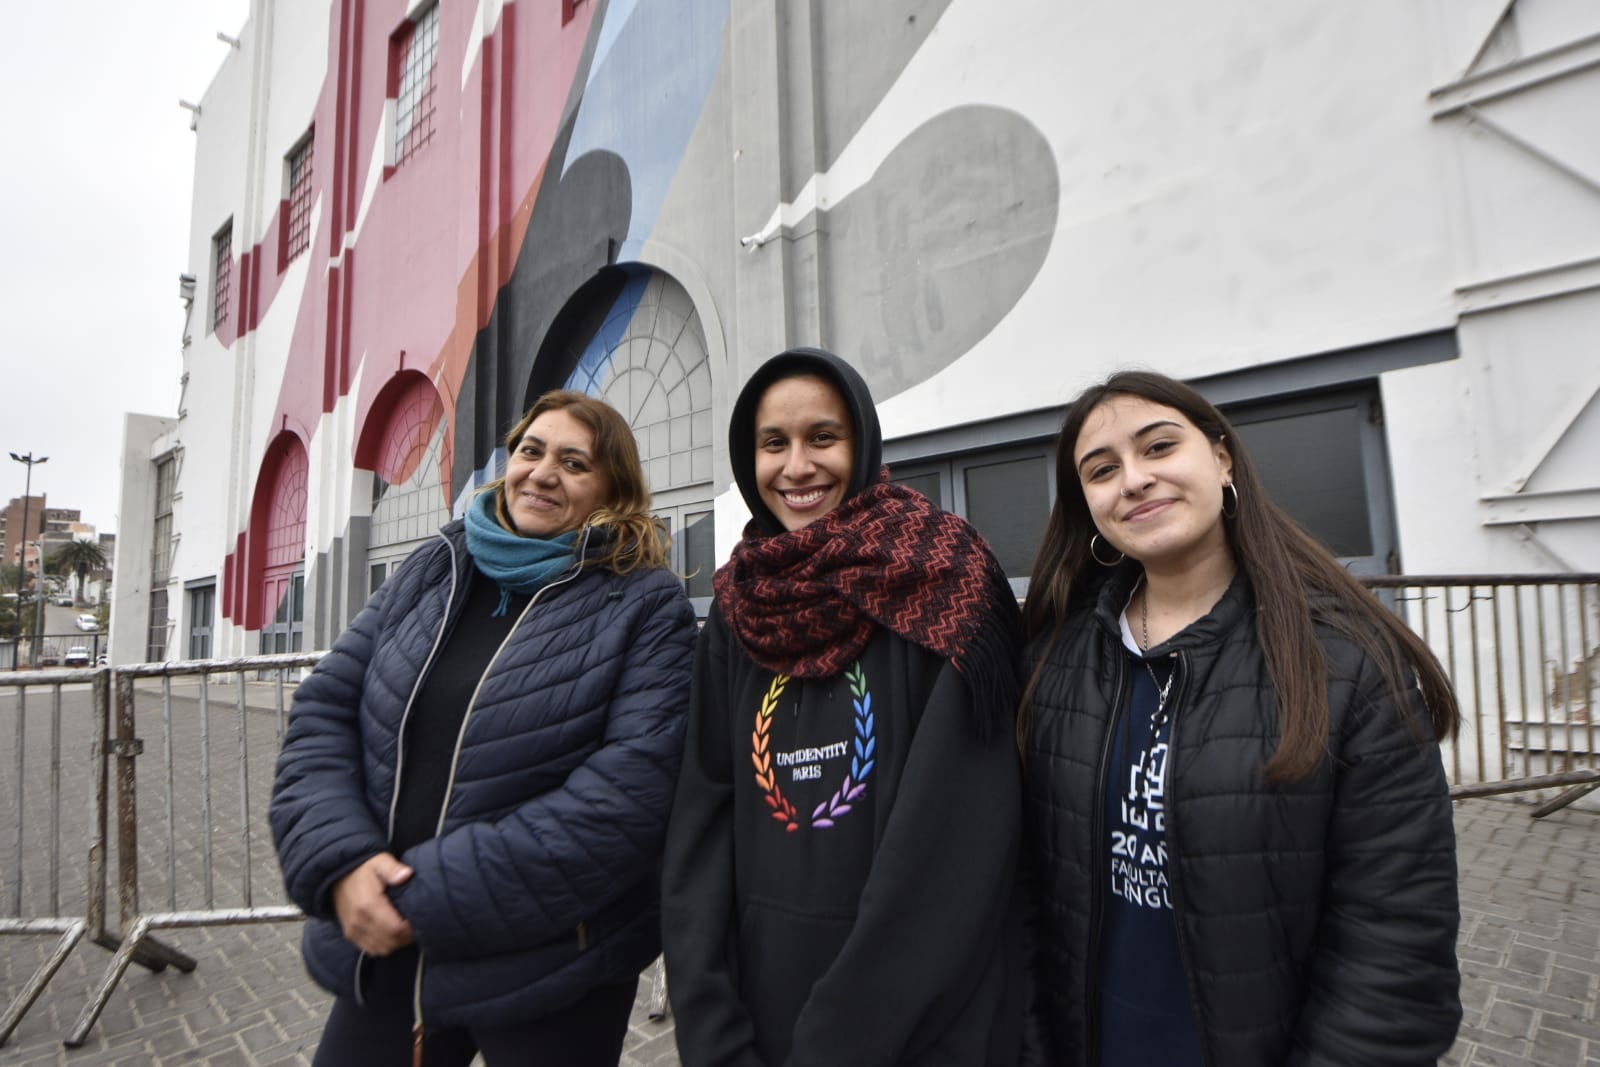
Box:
(8, 451), (48, 669)
(30, 541), (45, 669)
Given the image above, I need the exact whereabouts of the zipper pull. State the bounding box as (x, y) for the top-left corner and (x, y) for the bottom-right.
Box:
(577, 920), (588, 951)
(412, 1022), (424, 1067)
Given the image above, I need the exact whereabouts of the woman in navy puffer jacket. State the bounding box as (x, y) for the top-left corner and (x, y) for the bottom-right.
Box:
(270, 391), (696, 1066)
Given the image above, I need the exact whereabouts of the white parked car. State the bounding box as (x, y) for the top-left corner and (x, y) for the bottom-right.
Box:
(63, 647), (91, 667)
(75, 613), (99, 632)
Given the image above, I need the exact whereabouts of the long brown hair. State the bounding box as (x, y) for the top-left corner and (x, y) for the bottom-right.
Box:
(1022, 371), (1457, 781)
(481, 390), (670, 573)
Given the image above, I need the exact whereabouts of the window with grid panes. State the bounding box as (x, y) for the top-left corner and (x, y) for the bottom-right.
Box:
(393, 4), (440, 168)
(187, 583), (214, 660)
(285, 132), (314, 261)
(212, 222), (232, 331)
(151, 455), (176, 583)
(146, 588), (168, 662)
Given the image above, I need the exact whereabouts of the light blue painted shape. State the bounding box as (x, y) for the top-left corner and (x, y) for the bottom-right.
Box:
(564, 0), (729, 260)
(584, 0), (639, 86)
(455, 448), (507, 519)
(563, 266), (649, 396)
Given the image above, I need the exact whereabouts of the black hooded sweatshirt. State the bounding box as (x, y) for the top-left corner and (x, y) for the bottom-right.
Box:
(661, 349), (1026, 1067)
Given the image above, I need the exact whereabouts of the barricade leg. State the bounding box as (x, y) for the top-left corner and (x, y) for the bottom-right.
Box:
(1533, 778), (1600, 818)
(65, 907), (299, 1048)
(0, 919), (86, 1047)
(648, 955), (670, 1021)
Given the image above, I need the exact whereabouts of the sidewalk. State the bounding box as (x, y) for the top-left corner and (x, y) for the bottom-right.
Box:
(1, 797), (1595, 1064)
(1447, 798), (1600, 1067)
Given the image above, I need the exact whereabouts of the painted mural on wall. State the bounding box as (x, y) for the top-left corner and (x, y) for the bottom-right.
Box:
(214, 0), (1058, 633)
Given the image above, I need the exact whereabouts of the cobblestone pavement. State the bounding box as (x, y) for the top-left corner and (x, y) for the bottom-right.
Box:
(2, 678), (1598, 1064)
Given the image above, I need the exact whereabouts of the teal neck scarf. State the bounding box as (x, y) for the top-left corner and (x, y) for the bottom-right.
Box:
(463, 491), (581, 616)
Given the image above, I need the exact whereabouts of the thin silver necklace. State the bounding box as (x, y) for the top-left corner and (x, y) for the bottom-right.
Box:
(1126, 585), (1177, 813)
(1139, 586), (1175, 715)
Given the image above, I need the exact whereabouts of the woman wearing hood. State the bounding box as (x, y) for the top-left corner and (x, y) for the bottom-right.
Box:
(662, 348), (1028, 1066)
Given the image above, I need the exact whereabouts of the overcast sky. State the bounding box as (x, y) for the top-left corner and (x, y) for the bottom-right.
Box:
(2, 3), (250, 536)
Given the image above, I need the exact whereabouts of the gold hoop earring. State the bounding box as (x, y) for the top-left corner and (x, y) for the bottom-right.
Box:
(1089, 534), (1125, 567)
(1222, 482), (1239, 519)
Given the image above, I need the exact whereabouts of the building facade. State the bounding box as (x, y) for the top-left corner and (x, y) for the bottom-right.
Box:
(2, 496), (47, 571)
(116, 0), (1599, 669)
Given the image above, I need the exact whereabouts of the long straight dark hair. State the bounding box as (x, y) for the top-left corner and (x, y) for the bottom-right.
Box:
(1021, 371), (1457, 781)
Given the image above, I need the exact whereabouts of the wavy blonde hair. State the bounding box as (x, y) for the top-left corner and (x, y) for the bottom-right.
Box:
(479, 390), (671, 573)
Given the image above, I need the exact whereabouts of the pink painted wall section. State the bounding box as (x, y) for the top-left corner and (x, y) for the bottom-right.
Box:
(222, 1), (600, 626)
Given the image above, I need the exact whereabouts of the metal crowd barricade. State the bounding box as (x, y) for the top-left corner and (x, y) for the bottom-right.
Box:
(0, 667), (102, 1046)
(3, 575), (1595, 1045)
(63, 652), (321, 1047)
(1361, 573), (1600, 815)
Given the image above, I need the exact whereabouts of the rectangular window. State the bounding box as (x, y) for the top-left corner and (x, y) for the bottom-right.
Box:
(187, 583), (215, 660)
(151, 455), (176, 583)
(147, 588), (169, 663)
(291, 573), (305, 653)
(683, 510), (715, 600)
(963, 455), (1051, 582)
(211, 221), (232, 331)
(891, 471), (944, 509)
(1222, 387), (1393, 572)
(370, 562), (388, 596)
(284, 131), (314, 262)
(392, 4), (440, 168)
(892, 445), (1055, 594)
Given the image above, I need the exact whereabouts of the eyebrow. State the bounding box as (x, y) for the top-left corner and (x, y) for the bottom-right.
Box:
(521, 433), (592, 461)
(1075, 419), (1182, 473)
(755, 417), (848, 437)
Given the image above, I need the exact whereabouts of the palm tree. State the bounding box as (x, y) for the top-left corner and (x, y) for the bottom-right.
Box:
(48, 540), (107, 605)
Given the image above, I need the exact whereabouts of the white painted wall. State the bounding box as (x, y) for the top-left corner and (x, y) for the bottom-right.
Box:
(110, 414), (177, 665)
(155, 0), (1598, 656)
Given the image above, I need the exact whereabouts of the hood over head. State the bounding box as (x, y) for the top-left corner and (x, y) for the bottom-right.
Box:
(728, 348), (884, 536)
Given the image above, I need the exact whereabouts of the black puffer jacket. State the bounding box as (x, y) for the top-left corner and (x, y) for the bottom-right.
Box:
(1022, 568), (1460, 1067)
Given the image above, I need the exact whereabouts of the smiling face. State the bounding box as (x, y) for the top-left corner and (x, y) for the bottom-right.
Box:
(502, 408), (610, 537)
(753, 374), (855, 531)
(1073, 394), (1234, 569)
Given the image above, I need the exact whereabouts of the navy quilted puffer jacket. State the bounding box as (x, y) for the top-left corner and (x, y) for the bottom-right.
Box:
(269, 521), (696, 1026)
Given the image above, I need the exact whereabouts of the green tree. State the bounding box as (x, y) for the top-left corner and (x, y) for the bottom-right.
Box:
(48, 540), (107, 605)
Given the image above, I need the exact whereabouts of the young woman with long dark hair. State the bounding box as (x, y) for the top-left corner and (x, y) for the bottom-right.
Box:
(1021, 371), (1461, 1066)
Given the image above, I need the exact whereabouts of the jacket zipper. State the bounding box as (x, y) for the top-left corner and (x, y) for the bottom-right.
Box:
(1084, 654), (1127, 1066)
(1159, 650), (1216, 1067)
(352, 531), (462, 1010)
(409, 527), (594, 1058)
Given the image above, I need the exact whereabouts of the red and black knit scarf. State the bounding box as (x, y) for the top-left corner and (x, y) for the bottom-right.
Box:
(713, 471), (1024, 735)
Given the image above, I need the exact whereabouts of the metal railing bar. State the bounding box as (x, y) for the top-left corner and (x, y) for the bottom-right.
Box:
(163, 675), (177, 913)
(236, 671), (253, 908)
(11, 687), (25, 917)
(1558, 584), (1572, 774)
(1363, 572), (1600, 588)
(1581, 582), (1595, 762)
(1450, 767), (1600, 800)
(48, 687), (62, 918)
(199, 673), (213, 909)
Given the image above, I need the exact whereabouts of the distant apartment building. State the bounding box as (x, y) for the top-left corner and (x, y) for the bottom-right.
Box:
(2, 495), (47, 570)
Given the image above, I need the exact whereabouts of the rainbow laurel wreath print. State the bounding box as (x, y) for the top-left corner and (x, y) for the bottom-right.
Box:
(752, 662), (876, 833)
